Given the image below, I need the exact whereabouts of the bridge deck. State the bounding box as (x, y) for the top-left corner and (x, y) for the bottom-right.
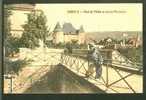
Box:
(4, 49), (143, 93)
(24, 65), (105, 93)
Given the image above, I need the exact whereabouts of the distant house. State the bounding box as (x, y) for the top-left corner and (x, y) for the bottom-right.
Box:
(98, 37), (117, 45)
(52, 22), (86, 44)
(6, 4), (41, 37)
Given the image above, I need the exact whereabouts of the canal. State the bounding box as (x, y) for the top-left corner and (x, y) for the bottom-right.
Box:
(24, 65), (105, 93)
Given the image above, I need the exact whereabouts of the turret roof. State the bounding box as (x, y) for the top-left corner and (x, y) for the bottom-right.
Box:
(53, 22), (85, 34)
(53, 22), (62, 32)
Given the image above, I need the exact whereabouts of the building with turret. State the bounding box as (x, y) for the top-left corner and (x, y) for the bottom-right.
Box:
(52, 22), (64, 44)
(53, 22), (86, 44)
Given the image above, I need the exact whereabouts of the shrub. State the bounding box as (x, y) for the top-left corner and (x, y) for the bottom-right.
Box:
(4, 58), (31, 75)
(117, 46), (143, 64)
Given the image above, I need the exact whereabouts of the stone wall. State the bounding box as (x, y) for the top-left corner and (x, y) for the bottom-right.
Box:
(19, 48), (64, 66)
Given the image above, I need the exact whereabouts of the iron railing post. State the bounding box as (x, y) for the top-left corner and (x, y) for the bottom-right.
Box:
(106, 63), (109, 87)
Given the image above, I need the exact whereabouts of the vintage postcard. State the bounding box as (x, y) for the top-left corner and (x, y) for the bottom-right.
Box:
(3, 3), (143, 94)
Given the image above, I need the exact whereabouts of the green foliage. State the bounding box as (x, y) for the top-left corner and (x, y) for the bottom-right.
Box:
(97, 37), (121, 49)
(4, 58), (30, 75)
(71, 39), (78, 44)
(71, 40), (80, 49)
(4, 5), (21, 57)
(79, 43), (87, 49)
(64, 42), (87, 54)
(45, 40), (54, 48)
(20, 11), (48, 49)
(55, 42), (65, 49)
(65, 42), (73, 54)
(98, 37), (120, 45)
(5, 36), (20, 57)
(4, 5), (12, 39)
(104, 44), (115, 49)
(117, 46), (143, 64)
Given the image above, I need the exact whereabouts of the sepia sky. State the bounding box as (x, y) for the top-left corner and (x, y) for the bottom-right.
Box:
(35, 3), (142, 32)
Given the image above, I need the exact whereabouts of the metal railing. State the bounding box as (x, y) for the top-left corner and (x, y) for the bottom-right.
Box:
(60, 52), (143, 93)
(4, 48), (143, 93)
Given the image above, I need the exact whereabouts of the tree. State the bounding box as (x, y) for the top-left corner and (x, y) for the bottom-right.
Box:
(55, 42), (65, 48)
(79, 43), (87, 49)
(4, 5), (12, 39)
(65, 42), (73, 54)
(45, 40), (54, 48)
(4, 5), (33, 76)
(71, 40), (79, 49)
(4, 5), (20, 57)
(20, 11), (49, 49)
(117, 46), (143, 64)
(5, 36), (20, 57)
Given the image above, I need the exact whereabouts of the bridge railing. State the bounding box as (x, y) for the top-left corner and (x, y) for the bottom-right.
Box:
(60, 53), (143, 93)
(4, 48), (142, 93)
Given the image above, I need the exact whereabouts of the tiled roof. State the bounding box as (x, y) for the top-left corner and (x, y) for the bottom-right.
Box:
(62, 23), (76, 34)
(53, 22), (85, 35)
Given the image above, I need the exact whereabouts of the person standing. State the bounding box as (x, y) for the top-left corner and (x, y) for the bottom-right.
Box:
(85, 43), (103, 79)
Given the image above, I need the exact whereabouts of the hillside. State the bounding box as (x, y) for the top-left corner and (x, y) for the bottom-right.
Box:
(85, 31), (142, 42)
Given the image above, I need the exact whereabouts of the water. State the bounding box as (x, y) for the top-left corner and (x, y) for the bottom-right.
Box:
(24, 65), (105, 94)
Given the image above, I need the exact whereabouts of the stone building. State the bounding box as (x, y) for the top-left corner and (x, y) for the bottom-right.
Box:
(6, 4), (86, 44)
(7, 4), (41, 37)
(52, 22), (86, 44)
